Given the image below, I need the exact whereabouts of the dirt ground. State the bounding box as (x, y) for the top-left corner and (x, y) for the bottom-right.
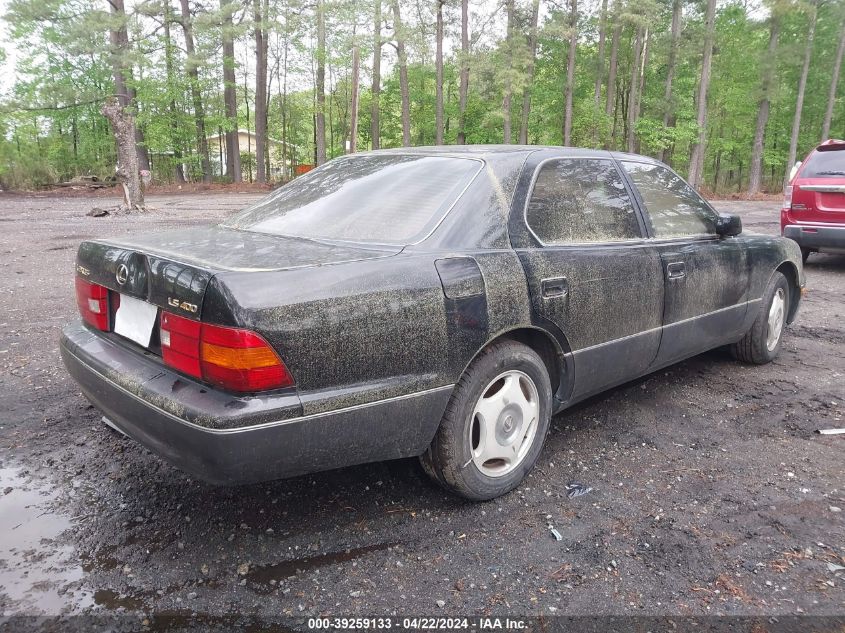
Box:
(0, 191), (842, 626)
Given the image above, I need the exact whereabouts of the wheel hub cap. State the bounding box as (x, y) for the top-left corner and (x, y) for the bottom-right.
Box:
(469, 370), (539, 478)
(496, 404), (523, 444)
(766, 288), (786, 352)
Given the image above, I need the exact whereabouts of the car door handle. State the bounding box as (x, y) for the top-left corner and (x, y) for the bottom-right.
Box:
(541, 277), (569, 299)
(667, 262), (686, 280)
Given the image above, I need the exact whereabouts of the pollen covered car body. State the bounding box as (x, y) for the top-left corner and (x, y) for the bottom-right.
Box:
(61, 146), (804, 500)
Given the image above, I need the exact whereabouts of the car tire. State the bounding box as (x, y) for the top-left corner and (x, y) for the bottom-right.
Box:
(420, 340), (552, 501)
(801, 248), (811, 264)
(731, 271), (790, 365)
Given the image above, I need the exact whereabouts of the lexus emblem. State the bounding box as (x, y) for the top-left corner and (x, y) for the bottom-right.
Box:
(116, 264), (129, 285)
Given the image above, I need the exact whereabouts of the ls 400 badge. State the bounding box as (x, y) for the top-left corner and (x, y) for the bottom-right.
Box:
(168, 298), (198, 313)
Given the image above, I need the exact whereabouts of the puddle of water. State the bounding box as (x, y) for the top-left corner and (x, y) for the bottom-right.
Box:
(93, 589), (142, 611)
(0, 466), (93, 615)
(80, 545), (121, 573)
(247, 542), (398, 593)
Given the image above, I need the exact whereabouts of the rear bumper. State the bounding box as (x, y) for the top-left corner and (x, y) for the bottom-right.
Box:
(60, 323), (450, 485)
(783, 223), (845, 253)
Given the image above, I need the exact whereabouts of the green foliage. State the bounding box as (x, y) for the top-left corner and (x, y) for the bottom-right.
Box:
(0, 0), (843, 194)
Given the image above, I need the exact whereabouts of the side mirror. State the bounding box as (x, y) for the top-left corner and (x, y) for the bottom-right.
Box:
(716, 213), (742, 237)
(789, 161), (802, 182)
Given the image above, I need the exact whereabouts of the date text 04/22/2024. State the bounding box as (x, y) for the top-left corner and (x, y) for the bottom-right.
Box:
(307, 617), (528, 630)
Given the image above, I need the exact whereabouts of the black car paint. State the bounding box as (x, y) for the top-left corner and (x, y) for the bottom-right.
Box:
(61, 145), (805, 484)
(61, 326), (451, 484)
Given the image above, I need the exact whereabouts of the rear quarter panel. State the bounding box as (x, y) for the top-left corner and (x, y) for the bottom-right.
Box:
(205, 254), (450, 415)
(204, 249), (537, 417)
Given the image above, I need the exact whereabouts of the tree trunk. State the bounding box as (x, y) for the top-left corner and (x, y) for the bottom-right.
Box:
(687, 0), (717, 189)
(392, 0), (411, 146)
(563, 0), (577, 146)
(594, 0), (608, 105)
(605, 20), (621, 147)
(435, 0), (445, 144)
(713, 144), (722, 192)
(626, 27), (643, 153)
(822, 19), (845, 142)
(108, 0), (149, 172)
(315, 0), (327, 164)
(254, 0), (268, 182)
(349, 45), (360, 152)
(371, 0), (382, 149)
(785, 0), (818, 187)
(658, 0), (682, 163)
(102, 99), (145, 210)
(72, 115), (78, 161)
(328, 59), (336, 155)
(278, 22), (289, 178)
(162, 0), (185, 183)
(179, 0), (212, 182)
(519, 0), (541, 144)
(634, 27), (649, 153)
(457, 0), (469, 144)
(502, 0), (515, 143)
(134, 118), (150, 172)
(748, 15), (780, 195)
(221, 0), (241, 181)
(243, 70), (252, 182)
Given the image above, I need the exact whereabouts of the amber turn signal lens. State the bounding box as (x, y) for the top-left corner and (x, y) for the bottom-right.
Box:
(159, 312), (294, 393)
(200, 342), (281, 370)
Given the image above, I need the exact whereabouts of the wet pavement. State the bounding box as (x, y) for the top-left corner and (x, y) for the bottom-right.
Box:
(0, 467), (91, 615)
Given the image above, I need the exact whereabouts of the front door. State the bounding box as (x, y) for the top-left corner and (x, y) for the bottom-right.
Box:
(514, 156), (665, 402)
(619, 160), (749, 367)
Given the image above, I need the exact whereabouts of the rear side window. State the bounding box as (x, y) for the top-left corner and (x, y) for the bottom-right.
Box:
(526, 158), (641, 244)
(224, 154), (481, 244)
(801, 149), (845, 178)
(622, 161), (717, 238)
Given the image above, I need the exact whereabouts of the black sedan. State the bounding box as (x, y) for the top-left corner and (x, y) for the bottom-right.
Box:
(60, 146), (805, 500)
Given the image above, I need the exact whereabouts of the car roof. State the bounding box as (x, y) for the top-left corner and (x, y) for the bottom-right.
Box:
(367, 144), (662, 165)
(816, 139), (845, 152)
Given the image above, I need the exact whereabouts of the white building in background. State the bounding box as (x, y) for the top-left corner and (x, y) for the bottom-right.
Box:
(206, 130), (297, 179)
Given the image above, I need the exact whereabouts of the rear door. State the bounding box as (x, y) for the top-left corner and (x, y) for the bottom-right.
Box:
(513, 155), (664, 401)
(618, 160), (749, 366)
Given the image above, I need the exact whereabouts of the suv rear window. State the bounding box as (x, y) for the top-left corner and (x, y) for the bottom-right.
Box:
(801, 148), (845, 178)
(224, 154), (481, 244)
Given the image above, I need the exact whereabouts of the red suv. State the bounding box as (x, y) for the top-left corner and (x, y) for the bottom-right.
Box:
(782, 139), (845, 262)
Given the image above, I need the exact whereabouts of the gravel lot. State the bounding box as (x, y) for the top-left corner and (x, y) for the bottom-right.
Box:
(0, 192), (843, 625)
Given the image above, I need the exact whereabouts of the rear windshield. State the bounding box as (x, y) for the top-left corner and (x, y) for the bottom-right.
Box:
(802, 148), (845, 178)
(224, 154), (481, 244)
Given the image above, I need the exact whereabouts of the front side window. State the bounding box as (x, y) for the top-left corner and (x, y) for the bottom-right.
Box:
(622, 161), (717, 238)
(224, 154), (481, 244)
(525, 158), (641, 244)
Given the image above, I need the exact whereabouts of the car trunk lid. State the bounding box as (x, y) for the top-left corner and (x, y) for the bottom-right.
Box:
(75, 225), (402, 353)
(793, 177), (845, 224)
(77, 225), (402, 311)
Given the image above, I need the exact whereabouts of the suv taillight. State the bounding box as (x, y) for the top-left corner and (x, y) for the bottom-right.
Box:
(76, 277), (111, 331)
(783, 185), (793, 210)
(160, 312), (294, 393)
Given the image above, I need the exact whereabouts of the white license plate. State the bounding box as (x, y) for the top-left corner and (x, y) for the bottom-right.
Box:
(114, 294), (159, 348)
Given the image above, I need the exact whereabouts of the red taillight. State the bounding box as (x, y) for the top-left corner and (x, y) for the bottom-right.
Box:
(160, 311), (202, 378)
(783, 185), (793, 210)
(159, 312), (294, 393)
(75, 277), (110, 331)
